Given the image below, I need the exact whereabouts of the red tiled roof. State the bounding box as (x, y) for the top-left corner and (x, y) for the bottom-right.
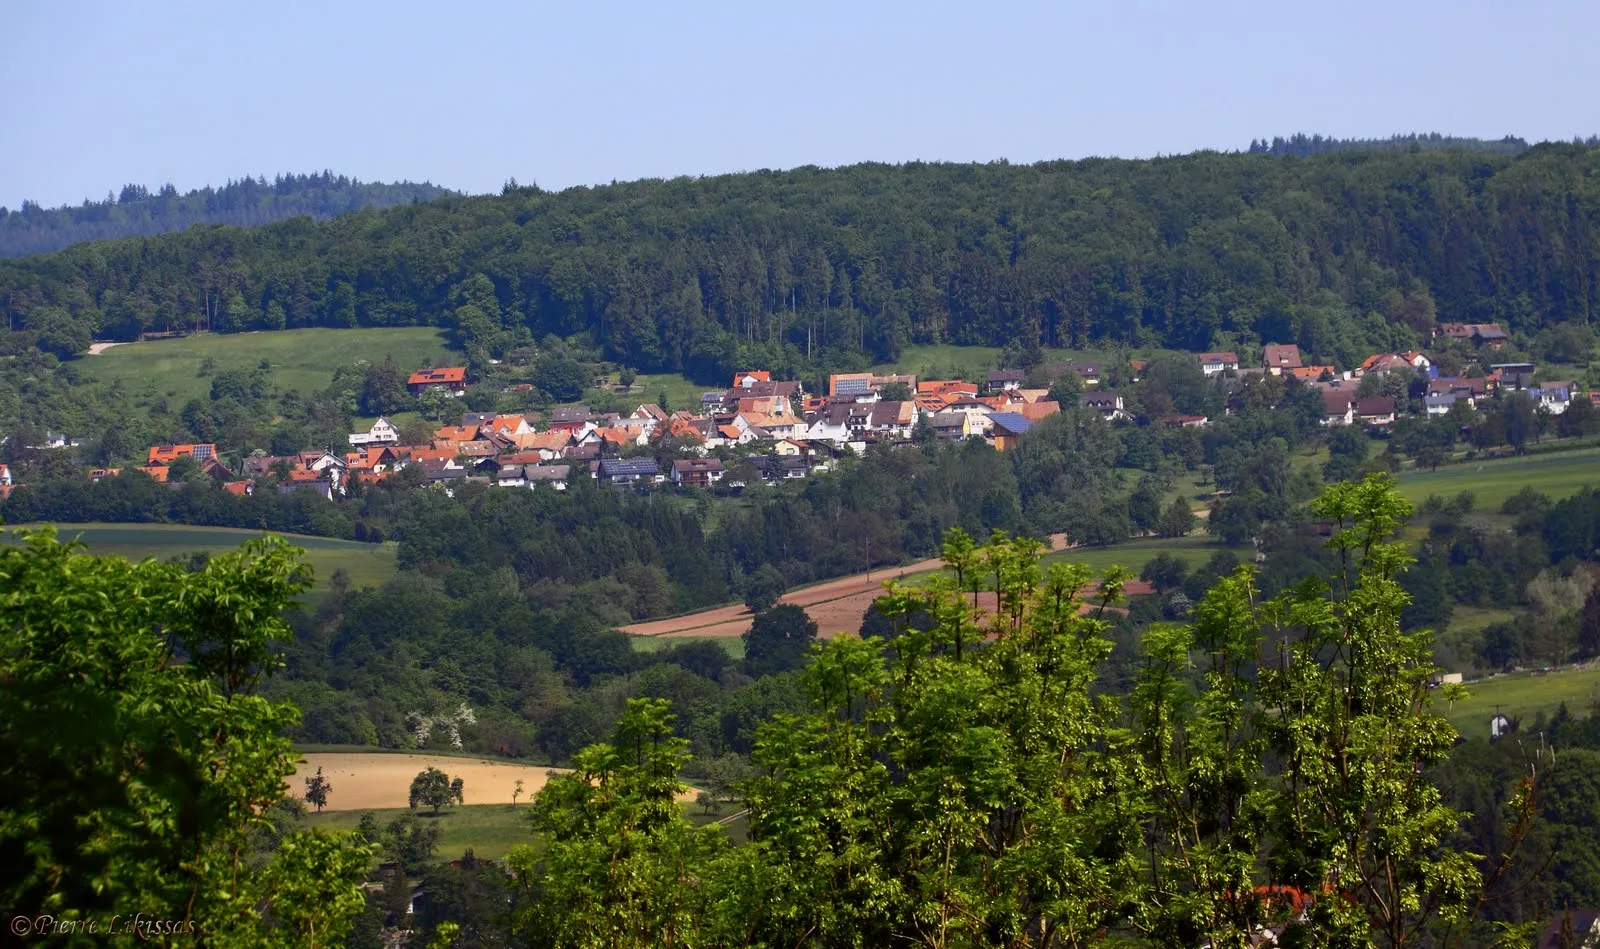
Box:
(407, 367), (467, 385)
(146, 443), (215, 465)
(1017, 401), (1061, 422)
(434, 425), (479, 443)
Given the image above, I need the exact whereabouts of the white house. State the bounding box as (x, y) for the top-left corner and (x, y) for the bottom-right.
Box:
(348, 417), (400, 446)
(1319, 388), (1355, 426)
(1197, 352), (1240, 377)
(1425, 393), (1471, 416)
(1528, 383), (1573, 415)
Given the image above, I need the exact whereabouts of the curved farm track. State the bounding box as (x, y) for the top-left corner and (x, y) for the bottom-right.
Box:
(623, 533), (1069, 641)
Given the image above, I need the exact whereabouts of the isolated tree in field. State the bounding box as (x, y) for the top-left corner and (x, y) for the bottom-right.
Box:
(511, 778), (525, 805)
(1158, 494), (1196, 537)
(0, 529), (372, 942)
(304, 766), (332, 813)
(742, 562), (785, 614)
(410, 767), (456, 814)
(696, 790), (717, 816)
(741, 603), (817, 677)
(450, 776), (464, 805)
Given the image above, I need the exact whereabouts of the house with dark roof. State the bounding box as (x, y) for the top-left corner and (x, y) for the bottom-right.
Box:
(987, 412), (1033, 450)
(1528, 382), (1575, 415)
(1355, 397), (1397, 426)
(928, 413), (975, 441)
(748, 454), (809, 482)
(598, 457), (662, 486)
(1489, 363), (1537, 390)
(1263, 344), (1302, 374)
(1437, 323), (1508, 347)
(671, 458), (725, 486)
(1079, 391), (1129, 421)
(1319, 388), (1356, 426)
(986, 369), (1025, 392)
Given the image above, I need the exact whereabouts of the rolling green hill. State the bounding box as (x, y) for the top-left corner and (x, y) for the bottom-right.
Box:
(6, 146), (1599, 378)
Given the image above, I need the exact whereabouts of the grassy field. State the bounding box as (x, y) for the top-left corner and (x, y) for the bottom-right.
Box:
(3, 522), (397, 592)
(596, 371), (711, 415)
(306, 800), (748, 861)
(631, 635), (746, 658)
(1444, 666), (1600, 737)
(900, 534), (1252, 589)
(1040, 534), (1252, 574)
(1393, 447), (1600, 510)
(79, 327), (456, 404)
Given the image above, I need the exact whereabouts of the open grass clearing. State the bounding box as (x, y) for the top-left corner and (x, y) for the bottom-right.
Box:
(305, 799), (747, 861)
(1443, 665), (1600, 737)
(77, 327), (456, 405)
(1037, 534), (1253, 574)
(1393, 447), (1600, 510)
(2, 522), (396, 592)
(630, 635), (745, 659)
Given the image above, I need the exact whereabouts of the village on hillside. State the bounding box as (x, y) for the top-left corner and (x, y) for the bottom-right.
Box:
(8, 320), (1591, 502)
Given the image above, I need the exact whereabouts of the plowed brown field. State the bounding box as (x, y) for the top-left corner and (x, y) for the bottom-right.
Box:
(623, 533), (1070, 640)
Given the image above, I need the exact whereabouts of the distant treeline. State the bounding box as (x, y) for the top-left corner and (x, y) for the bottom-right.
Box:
(1245, 132), (1548, 158)
(4, 147), (1600, 378)
(0, 172), (453, 258)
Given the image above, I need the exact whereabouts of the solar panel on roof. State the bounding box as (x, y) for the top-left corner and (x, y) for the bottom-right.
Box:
(988, 413), (1032, 433)
(835, 378), (872, 395)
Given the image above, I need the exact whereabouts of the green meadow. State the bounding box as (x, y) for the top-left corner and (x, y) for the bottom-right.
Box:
(79, 327), (456, 404)
(1393, 446), (1600, 510)
(2, 522), (397, 592)
(307, 800), (747, 861)
(630, 635), (746, 659)
(1443, 666), (1600, 737)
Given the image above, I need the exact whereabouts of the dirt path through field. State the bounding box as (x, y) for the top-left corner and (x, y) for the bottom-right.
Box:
(623, 532), (1069, 640)
(86, 341), (127, 355)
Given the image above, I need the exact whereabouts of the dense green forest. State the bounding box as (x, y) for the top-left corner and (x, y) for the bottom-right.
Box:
(1246, 132), (1542, 158)
(0, 172), (452, 258)
(4, 146), (1600, 377)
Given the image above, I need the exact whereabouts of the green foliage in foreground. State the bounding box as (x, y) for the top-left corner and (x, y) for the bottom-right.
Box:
(0, 529), (372, 946)
(504, 476), (1542, 948)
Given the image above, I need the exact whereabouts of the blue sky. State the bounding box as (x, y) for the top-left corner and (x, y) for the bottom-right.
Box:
(3, 0), (1597, 208)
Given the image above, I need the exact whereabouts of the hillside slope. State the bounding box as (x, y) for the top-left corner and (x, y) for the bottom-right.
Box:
(3, 146), (1598, 377)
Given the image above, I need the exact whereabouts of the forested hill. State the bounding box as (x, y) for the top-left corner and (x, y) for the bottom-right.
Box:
(3, 145), (1599, 378)
(0, 172), (453, 258)
(1246, 132), (1542, 158)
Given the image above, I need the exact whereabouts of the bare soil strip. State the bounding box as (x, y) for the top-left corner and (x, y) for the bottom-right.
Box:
(624, 533), (1069, 640)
